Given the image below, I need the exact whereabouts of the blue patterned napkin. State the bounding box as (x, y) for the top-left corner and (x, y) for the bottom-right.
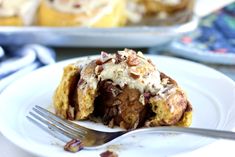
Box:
(149, 2), (235, 65)
(177, 3), (235, 54)
(0, 44), (55, 93)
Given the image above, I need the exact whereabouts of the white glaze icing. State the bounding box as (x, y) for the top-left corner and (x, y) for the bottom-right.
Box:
(0, 0), (39, 25)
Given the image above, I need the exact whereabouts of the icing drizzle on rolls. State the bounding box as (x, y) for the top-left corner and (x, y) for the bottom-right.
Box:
(0, 0), (39, 25)
(46, 0), (119, 26)
(154, 0), (181, 5)
(47, 0), (113, 14)
(95, 49), (162, 94)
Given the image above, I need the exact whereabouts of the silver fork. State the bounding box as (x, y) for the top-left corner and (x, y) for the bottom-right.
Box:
(27, 105), (235, 150)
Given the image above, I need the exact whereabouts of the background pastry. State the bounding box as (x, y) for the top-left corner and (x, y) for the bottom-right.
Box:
(38, 0), (127, 27)
(54, 49), (192, 130)
(126, 0), (194, 25)
(0, 0), (39, 26)
(142, 0), (194, 15)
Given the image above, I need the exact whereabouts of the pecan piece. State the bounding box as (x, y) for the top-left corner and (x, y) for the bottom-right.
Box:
(115, 52), (126, 64)
(147, 59), (154, 66)
(95, 65), (104, 74)
(100, 150), (118, 157)
(73, 3), (81, 8)
(101, 51), (109, 58)
(96, 59), (103, 65)
(129, 72), (140, 79)
(127, 55), (140, 66)
(129, 67), (140, 79)
(101, 51), (111, 63)
(64, 139), (83, 153)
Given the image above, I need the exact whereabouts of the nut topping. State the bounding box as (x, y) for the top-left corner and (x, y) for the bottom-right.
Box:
(96, 59), (103, 65)
(73, 3), (81, 8)
(127, 55), (140, 66)
(129, 67), (140, 79)
(101, 51), (109, 58)
(100, 150), (118, 157)
(95, 65), (104, 74)
(100, 51), (111, 63)
(115, 52), (126, 64)
(64, 139), (83, 153)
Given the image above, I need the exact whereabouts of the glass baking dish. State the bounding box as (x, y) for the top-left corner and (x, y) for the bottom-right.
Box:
(0, 0), (198, 48)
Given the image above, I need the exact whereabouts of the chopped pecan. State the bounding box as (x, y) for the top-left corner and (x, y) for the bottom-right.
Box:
(95, 51), (112, 65)
(73, 3), (81, 8)
(101, 51), (109, 58)
(96, 59), (103, 65)
(127, 55), (140, 66)
(64, 139), (83, 153)
(95, 65), (104, 74)
(115, 52), (126, 64)
(96, 58), (112, 65)
(147, 59), (154, 66)
(129, 67), (140, 79)
(129, 72), (140, 79)
(100, 51), (111, 63)
(100, 150), (118, 157)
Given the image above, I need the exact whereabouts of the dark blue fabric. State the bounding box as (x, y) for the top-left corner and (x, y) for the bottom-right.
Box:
(149, 2), (235, 67)
(172, 2), (235, 54)
(196, 5), (235, 53)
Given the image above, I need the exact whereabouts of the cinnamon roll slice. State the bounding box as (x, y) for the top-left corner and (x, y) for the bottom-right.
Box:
(54, 49), (192, 130)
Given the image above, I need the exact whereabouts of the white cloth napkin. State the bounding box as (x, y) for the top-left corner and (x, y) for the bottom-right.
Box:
(0, 44), (55, 93)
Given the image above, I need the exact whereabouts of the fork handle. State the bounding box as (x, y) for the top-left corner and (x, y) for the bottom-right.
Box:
(128, 127), (235, 140)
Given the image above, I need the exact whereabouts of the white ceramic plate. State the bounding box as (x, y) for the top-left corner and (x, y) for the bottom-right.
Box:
(0, 55), (235, 157)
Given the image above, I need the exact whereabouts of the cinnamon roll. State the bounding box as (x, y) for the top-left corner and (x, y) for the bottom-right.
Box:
(38, 0), (127, 27)
(0, 0), (39, 26)
(53, 49), (192, 130)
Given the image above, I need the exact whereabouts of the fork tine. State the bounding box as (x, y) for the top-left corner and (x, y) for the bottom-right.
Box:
(32, 107), (85, 138)
(35, 105), (88, 133)
(26, 116), (71, 143)
(29, 111), (80, 140)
